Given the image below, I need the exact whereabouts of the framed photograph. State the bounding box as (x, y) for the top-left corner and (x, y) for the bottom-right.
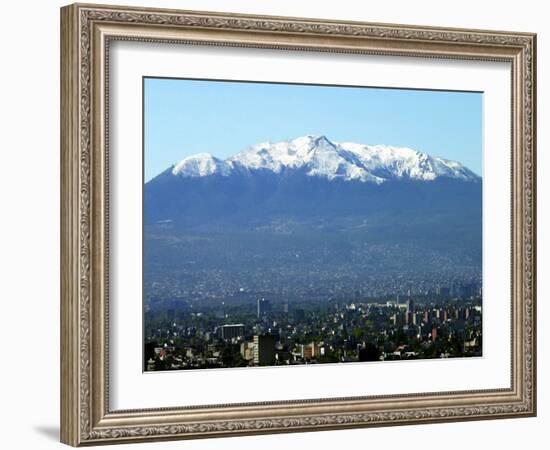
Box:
(60, 3), (537, 446)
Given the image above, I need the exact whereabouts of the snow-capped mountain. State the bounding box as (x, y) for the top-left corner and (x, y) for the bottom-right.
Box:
(144, 135), (481, 282)
(145, 134), (481, 237)
(169, 135), (479, 184)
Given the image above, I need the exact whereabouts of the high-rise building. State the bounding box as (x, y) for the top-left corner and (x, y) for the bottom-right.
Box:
(424, 310), (431, 324)
(257, 298), (271, 318)
(253, 334), (276, 366)
(431, 325), (438, 342)
(406, 299), (415, 325)
(219, 324), (245, 340)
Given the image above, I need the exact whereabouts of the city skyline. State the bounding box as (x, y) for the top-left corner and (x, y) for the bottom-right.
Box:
(145, 291), (482, 372)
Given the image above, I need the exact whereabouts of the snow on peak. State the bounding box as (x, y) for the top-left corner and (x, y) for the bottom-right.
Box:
(338, 142), (478, 182)
(170, 136), (479, 183)
(172, 153), (232, 178)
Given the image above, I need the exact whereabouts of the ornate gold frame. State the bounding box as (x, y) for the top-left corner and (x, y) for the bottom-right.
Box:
(60, 3), (537, 446)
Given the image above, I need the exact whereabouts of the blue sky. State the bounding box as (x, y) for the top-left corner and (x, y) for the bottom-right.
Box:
(144, 77), (482, 181)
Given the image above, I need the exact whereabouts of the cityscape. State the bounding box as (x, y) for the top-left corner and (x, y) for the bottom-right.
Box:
(143, 79), (483, 372)
(144, 279), (482, 371)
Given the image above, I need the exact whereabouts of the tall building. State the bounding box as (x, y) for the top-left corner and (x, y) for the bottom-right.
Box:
(406, 299), (414, 324)
(431, 325), (438, 342)
(257, 298), (271, 318)
(219, 324), (245, 340)
(253, 334), (276, 366)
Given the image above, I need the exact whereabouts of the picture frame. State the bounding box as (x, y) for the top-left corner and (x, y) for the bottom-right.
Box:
(60, 2), (536, 446)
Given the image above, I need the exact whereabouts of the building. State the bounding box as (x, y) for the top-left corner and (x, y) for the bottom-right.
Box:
(431, 325), (438, 342)
(301, 342), (320, 360)
(154, 346), (175, 360)
(219, 324), (245, 340)
(257, 298), (271, 318)
(267, 327), (280, 342)
(240, 341), (255, 361)
(253, 334), (276, 366)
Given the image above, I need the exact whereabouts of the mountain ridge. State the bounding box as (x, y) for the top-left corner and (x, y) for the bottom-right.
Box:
(143, 135), (481, 298)
(159, 135), (480, 185)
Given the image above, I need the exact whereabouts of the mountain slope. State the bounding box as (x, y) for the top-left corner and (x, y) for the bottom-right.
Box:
(145, 135), (481, 232)
(144, 135), (482, 297)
